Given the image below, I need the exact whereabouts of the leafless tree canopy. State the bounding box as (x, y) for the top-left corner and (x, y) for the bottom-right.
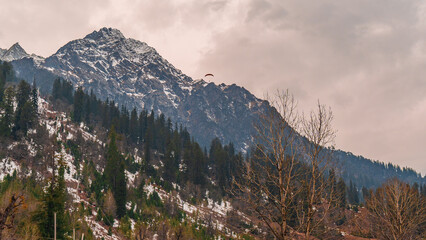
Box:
(366, 178), (426, 240)
(232, 90), (337, 240)
(299, 101), (336, 239)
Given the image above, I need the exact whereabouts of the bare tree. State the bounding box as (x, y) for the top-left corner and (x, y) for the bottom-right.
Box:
(0, 193), (25, 240)
(232, 91), (338, 239)
(298, 101), (336, 239)
(366, 178), (426, 240)
(103, 189), (117, 219)
(232, 90), (303, 239)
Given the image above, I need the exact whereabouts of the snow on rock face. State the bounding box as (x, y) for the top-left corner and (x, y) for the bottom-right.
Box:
(84, 216), (121, 240)
(0, 43), (29, 62)
(0, 158), (20, 180)
(125, 170), (137, 188)
(0, 48), (6, 57)
(207, 198), (233, 217)
(43, 27), (191, 115)
(13, 27), (269, 152)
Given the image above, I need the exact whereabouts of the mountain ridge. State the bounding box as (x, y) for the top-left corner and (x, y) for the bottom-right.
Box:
(6, 27), (425, 187)
(12, 27), (267, 153)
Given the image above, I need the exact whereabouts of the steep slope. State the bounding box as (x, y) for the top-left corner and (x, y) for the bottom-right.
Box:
(8, 27), (425, 188)
(0, 48), (6, 57)
(13, 27), (268, 150)
(0, 43), (29, 61)
(0, 95), (253, 239)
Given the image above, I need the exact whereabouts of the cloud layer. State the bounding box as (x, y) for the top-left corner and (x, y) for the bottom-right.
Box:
(1, 0), (425, 173)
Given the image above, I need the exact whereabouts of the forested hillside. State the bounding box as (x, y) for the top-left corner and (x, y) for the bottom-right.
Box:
(1, 61), (425, 239)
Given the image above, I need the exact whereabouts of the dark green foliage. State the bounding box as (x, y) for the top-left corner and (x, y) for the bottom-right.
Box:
(144, 127), (152, 165)
(104, 127), (127, 218)
(336, 178), (347, 208)
(0, 61), (16, 106)
(12, 80), (38, 136)
(347, 180), (359, 205)
(73, 87), (84, 122)
(34, 160), (68, 239)
(32, 78), (38, 114)
(335, 151), (424, 189)
(184, 141), (207, 185)
(124, 156), (141, 174)
(47, 78), (249, 209)
(0, 62), (15, 100)
(66, 140), (82, 166)
(52, 78), (61, 100)
(163, 139), (178, 183)
(89, 163), (107, 205)
(147, 191), (163, 208)
(0, 86), (14, 137)
(208, 138), (242, 193)
(52, 78), (73, 103)
(129, 107), (138, 142)
(115, 161), (127, 217)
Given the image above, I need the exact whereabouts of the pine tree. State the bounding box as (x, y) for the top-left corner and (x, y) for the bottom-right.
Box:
(73, 87), (84, 122)
(52, 78), (61, 100)
(14, 80), (32, 136)
(129, 107), (138, 142)
(32, 78), (38, 121)
(115, 160), (127, 218)
(163, 140), (178, 183)
(209, 138), (230, 190)
(348, 180), (359, 205)
(0, 63), (6, 102)
(119, 105), (129, 135)
(19, 101), (35, 135)
(61, 80), (73, 103)
(336, 178), (347, 208)
(104, 126), (127, 218)
(84, 95), (91, 123)
(0, 86), (14, 137)
(144, 127), (152, 165)
(35, 158), (68, 239)
(190, 142), (206, 185)
(138, 110), (147, 143)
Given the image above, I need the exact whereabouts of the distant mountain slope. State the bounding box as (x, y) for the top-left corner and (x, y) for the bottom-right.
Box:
(12, 27), (268, 151)
(0, 48), (6, 57)
(0, 43), (29, 61)
(7, 27), (425, 188)
(335, 150), (425, 188)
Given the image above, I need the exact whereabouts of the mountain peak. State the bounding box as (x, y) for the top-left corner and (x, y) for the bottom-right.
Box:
(10, 42), (24, 50)
(85, 27), (125, 41)
(0, 42), (29, 62)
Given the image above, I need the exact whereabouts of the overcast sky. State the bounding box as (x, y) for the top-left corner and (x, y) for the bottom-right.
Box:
(1, 0), (425, 174)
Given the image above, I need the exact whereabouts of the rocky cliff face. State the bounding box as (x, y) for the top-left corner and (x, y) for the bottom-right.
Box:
(0, 43), (29, 62)
(11, 27), (268, 150)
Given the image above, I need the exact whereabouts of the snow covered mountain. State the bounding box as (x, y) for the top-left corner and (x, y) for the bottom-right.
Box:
(11, 27), (268, 150)
(0, 42), (45, 63)
(6, 27), (425, 188)
(0, 48), (6, 57)
(0, 43), (29, 62)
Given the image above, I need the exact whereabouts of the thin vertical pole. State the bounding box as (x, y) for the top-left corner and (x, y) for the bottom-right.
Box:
(73, 228), (75, 240)
(54, 212), (57, 240)
(81, 233), (84, 240)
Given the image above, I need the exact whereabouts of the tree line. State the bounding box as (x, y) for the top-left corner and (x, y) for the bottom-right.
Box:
(0, 61), (38, 138)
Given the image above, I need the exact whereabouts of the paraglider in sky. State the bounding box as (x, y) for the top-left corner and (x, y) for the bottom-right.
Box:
(204, 73), (214, 77)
